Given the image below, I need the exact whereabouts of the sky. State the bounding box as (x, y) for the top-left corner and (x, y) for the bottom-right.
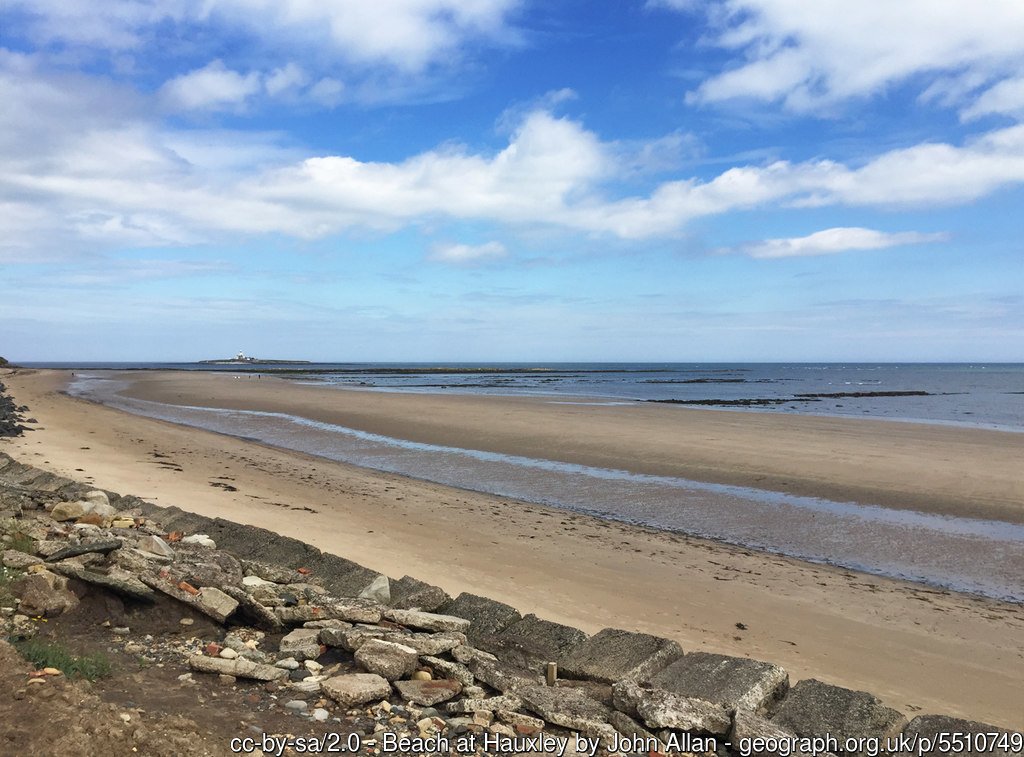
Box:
(1, 0), (1023, 362)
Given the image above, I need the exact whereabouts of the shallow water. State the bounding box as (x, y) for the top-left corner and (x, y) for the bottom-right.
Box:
(69, 372), (1024, 602)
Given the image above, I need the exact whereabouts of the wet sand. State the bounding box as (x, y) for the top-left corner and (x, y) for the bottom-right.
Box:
(3, 368), (1023, 728)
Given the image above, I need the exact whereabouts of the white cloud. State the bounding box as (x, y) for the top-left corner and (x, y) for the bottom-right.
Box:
(8, 0), (520, 72)
(264, 63), (308, 97)
(677, 0), (1024, 115)
(740, 228), (949, 259)
(4, 59), (1024, 255)
(429, 241), (507, 264)
(160, 60), (261, 111)
(308, 78), (345, 107)
(961, 76), (1024, 121)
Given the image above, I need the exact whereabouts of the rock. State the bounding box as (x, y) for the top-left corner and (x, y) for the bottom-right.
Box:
(189, 654), (289, 682)
(165, 545), (242, 588)
(394, 679), (463, 706)
(446, 694), (523, 715)
(84, 503), (118, 523)
(383, 608), (471, 633)
(219, 648), (239, 660)
(358, 573), (391, 604)
(487, 614), (589, 667)
(195, 587), (239, 623)
(242, 575), (277, 588)
(398, 631), (467, 656)
(412, 670), (432, 681)
(439, 593), (521, 646)
(731, 712), (832, 757)
(275, 600), (381, 625)
(44, 539), (123, 563)
(54, 562), (157, 602)
(389, 575), (451, 612)
(284, 700), (308, 712)
(49, 501), (87, 522)
(289, 679), (322, 694)
(280, 628), (322, 661)
(772, 679), (907, 755)
(110, 517), (135, 529)
(304, 659), (323, 673)
(518, 684), (614, 734)
(321, 673), (392, 707)
(468, 657), (542, 694)
(3, 549), (42, 569)
(611, 679), (731, 735)
(452, 644), (498, 665)
(496, 710), (546, 730)
(648, 652), (788, 714)
(83, 490), (109, 506)
(421, 656), (475, 687)
(220, 585), (284, 633)
(560, 627), (683, 684)
(137, 535), (175, 559)
(608, 710), (661, 749)
(312, 708), (330, 722)
(902, 715), (1020, 757)
(355, 638), (418, 681)
(181, 534), (216, 548)
(276, 658), (301, 670)
(9, 570), (79, 616)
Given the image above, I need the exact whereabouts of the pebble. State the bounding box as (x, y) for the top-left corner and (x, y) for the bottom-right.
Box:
(112, 626), (130, 635)
(42, 667), (62, 676)
(218, 674), (237, 685)
(303, 659), (322, 673)
(284, 700), (308, 712)
(411, 670), (432, 681)
(275, 658), (300, 670)
(219, 648), (239, 660)
(179, 618), (194, 627)
(312, 708), (330, 722)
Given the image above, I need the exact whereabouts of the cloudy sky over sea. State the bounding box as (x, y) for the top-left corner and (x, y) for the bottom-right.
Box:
(2, 1), (1023, 361)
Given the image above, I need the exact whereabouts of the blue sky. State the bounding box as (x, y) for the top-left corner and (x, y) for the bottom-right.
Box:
(1, 0), (1022, 361)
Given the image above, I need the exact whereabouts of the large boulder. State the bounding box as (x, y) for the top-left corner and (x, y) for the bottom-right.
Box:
(611, 679), (731, 735)
(648, 652), (788, 714)
(438, 593), (521, 646)
(772, 679), (906, 756)
(561, 627), (683, 684)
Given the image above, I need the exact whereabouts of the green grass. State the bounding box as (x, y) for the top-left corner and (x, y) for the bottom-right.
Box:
(0, 564), (21, 606)
(7, 531), (35, 554)
(13, 639), (112, 680)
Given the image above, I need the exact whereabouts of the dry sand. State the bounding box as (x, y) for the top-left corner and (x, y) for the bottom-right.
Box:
(3, 369), (1023, 728)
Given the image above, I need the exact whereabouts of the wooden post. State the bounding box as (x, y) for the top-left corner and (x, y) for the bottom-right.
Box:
(545, 662), (557, 686)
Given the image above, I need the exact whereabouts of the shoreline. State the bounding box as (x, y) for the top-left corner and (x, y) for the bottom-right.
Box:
(3, 368), (1023, 727)
(115, 369), (1024, 524)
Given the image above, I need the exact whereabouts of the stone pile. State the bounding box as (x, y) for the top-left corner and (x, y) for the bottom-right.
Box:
(0, 450), (1018, 756)
(0, 380), (33, 438)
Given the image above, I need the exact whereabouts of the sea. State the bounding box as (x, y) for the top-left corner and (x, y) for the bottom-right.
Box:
(27, 362), (1024, 601)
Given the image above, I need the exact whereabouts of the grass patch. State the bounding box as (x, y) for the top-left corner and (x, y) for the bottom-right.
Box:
(0, 564), (21, 606)
(14, 639), (112, 680)
(7, 531), (35, 554)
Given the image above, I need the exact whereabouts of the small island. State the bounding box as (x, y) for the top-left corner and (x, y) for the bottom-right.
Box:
(198, 351), (311, 365)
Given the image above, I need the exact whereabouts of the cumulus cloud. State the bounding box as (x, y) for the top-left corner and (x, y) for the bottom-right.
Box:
(429, 241), (507, 264)
(674, 0), (1024, 116)
(739, 228), (949, 259)
(4, 59), (1024, 255)
(160, 60), (261, 111)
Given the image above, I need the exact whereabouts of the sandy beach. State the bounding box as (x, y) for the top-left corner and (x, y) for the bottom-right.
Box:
(2, 368), (1023, 728)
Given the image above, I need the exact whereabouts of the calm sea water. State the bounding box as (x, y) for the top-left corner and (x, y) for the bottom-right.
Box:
(29, 362), (1024, 430)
